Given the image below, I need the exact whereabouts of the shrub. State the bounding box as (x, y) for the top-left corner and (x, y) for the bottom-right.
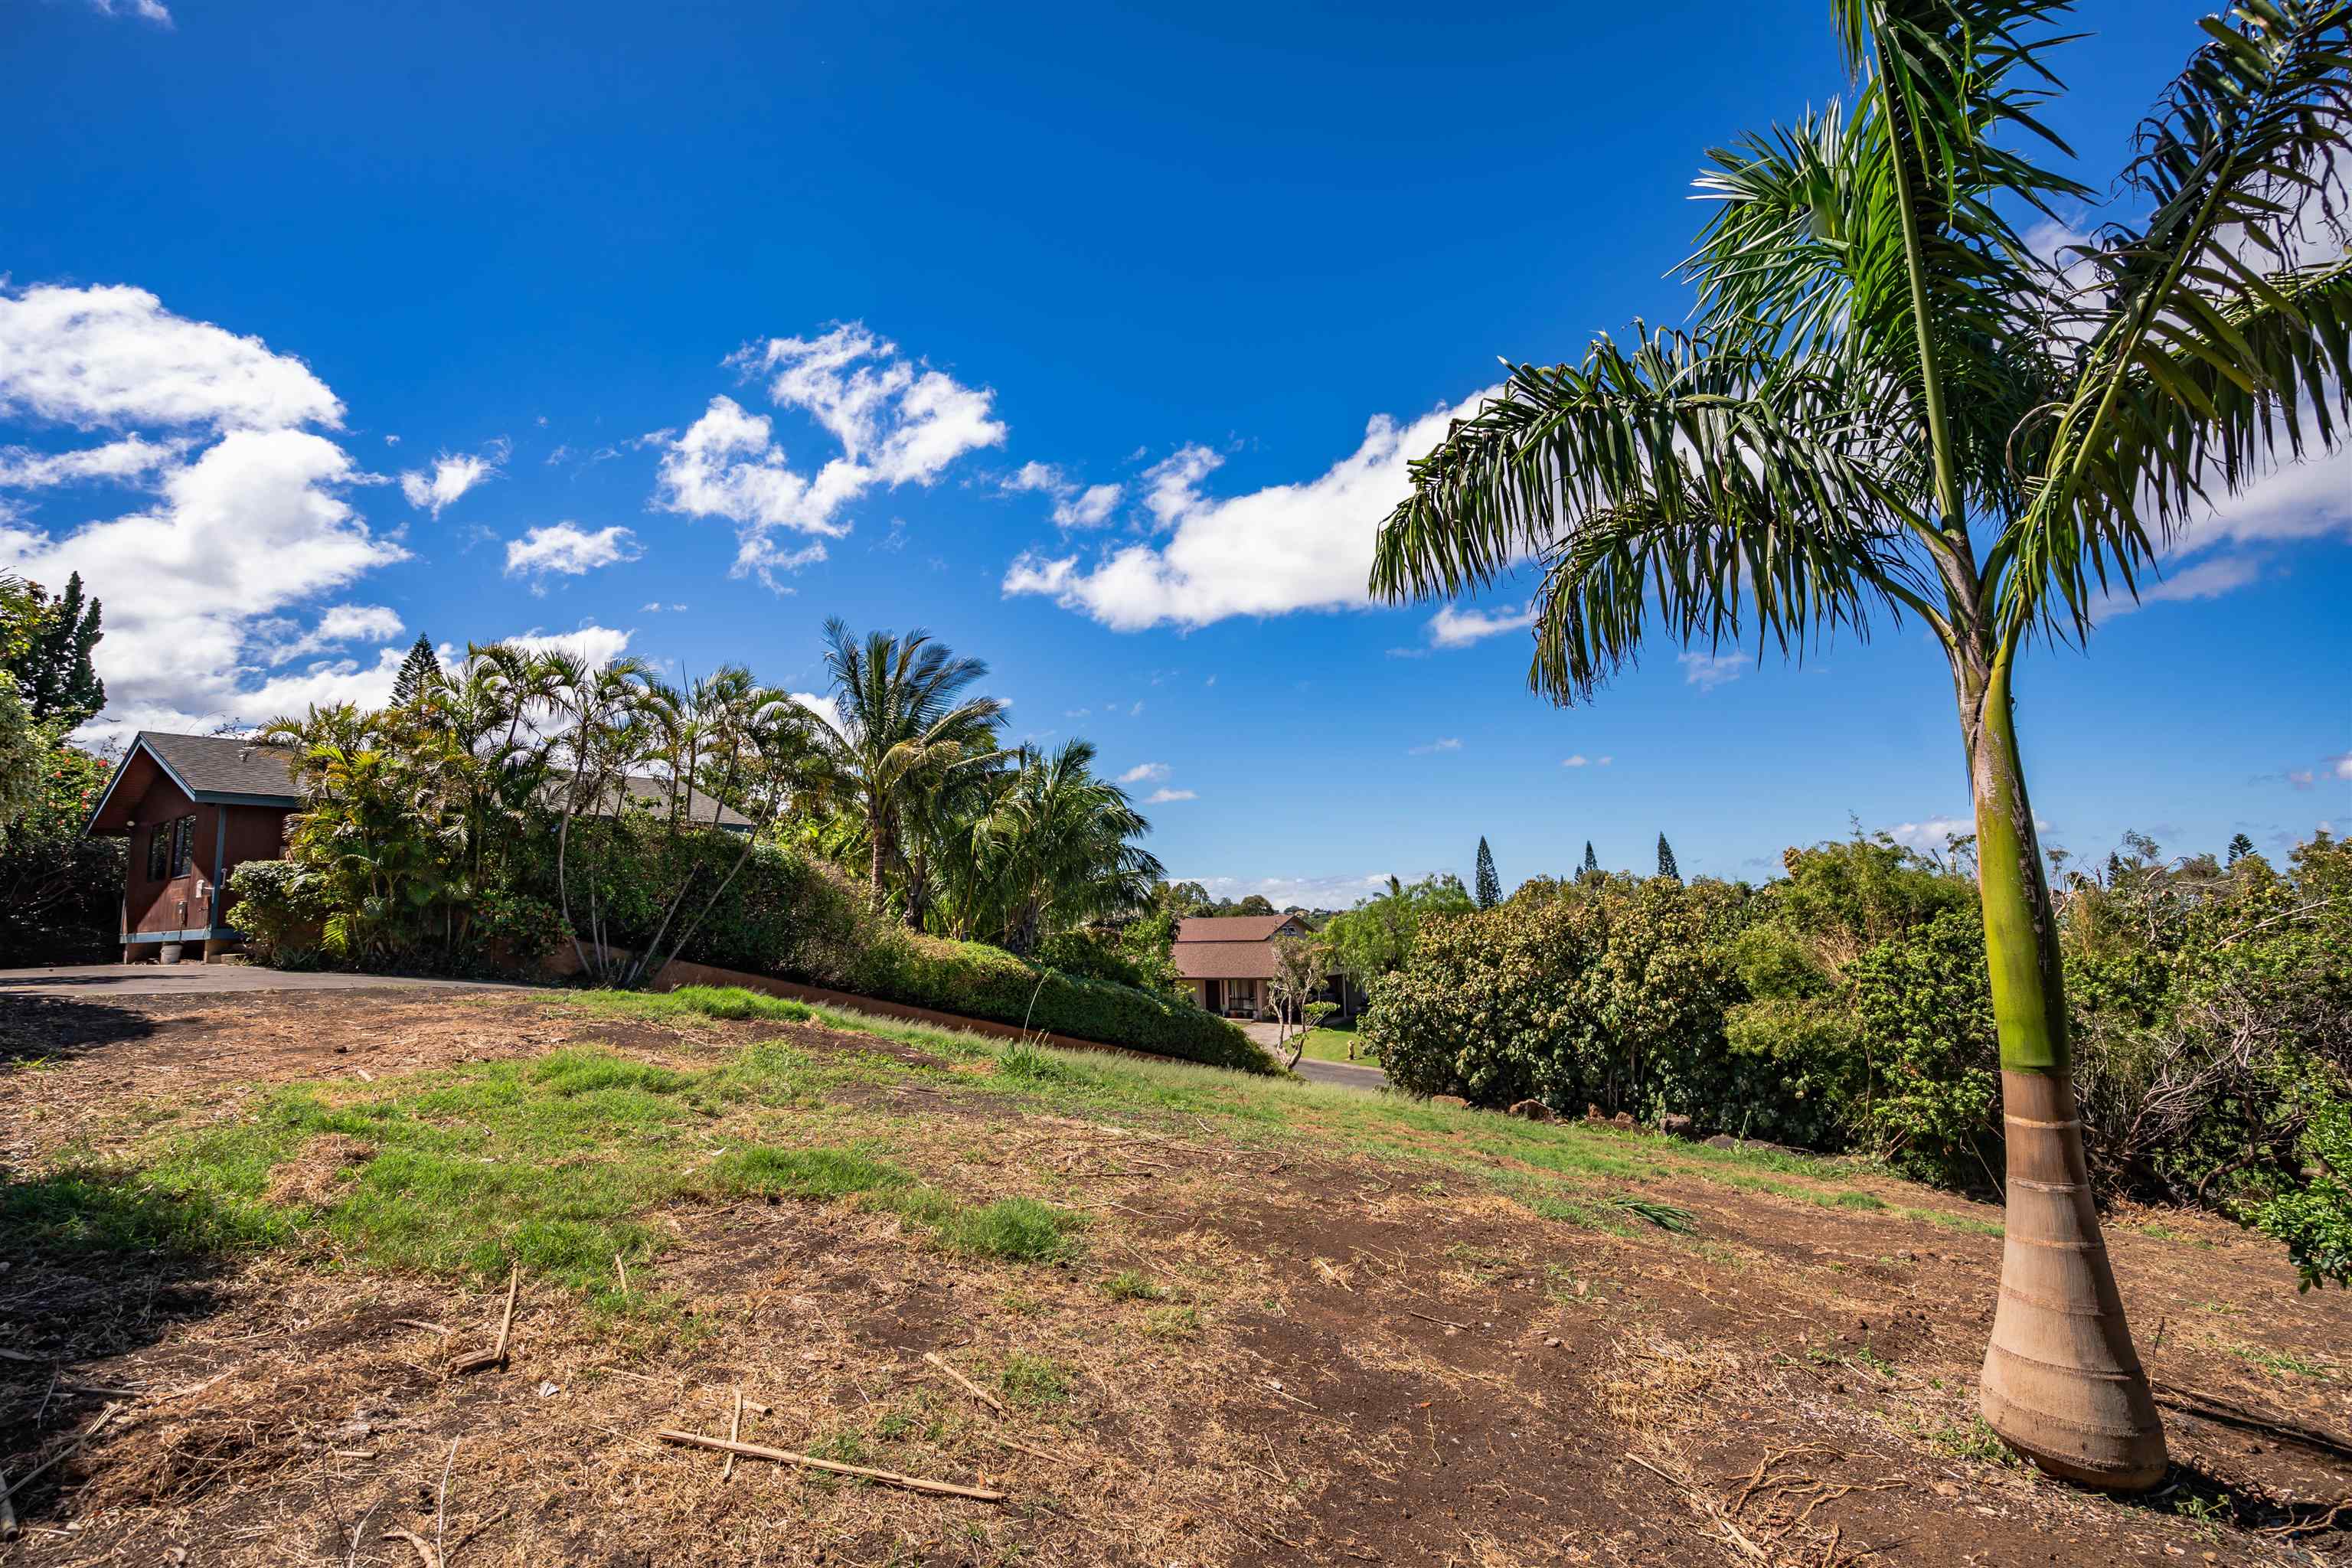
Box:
(226, 859), (335, 967)
(1363, 878), (1743, 1121)
(846, 928), (1269, 1073)
(0, 740), (122, 964)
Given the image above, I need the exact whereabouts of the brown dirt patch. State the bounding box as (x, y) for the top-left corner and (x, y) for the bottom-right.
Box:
(1, 988), (2346, 1566)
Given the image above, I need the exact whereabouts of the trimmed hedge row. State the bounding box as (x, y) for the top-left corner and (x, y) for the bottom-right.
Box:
(849, 929), (1271, 1074)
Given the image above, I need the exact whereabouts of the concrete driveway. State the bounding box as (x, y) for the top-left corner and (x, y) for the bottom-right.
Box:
(0, 962), (515, 998)
(1239, 1018), (1389, 1091)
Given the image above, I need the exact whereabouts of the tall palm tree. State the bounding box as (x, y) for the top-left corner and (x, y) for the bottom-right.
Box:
(1371, 0), (2351, 1490)
(811, 619), (1006, 919)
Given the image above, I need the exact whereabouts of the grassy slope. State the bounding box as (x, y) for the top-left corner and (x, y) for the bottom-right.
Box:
(5, 985), (1989, 1308)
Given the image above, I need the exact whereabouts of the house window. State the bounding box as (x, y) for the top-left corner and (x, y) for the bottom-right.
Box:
(149, 815), (197, 880)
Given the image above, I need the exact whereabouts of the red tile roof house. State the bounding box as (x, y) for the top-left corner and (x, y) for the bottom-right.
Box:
(1170, 913), (1363, 1023)
(83, 731), (750, 965)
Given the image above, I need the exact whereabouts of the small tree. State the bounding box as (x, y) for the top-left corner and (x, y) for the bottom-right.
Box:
(391, 635), (442, 707)
(1475, 836), (1501, 908)
(2226, 832), (2255, 869)
(1581, 841), (1600, 881)
(5, 571), (105, 729)
(1268, 932), (1333, 1067)
(1657, 834), (1682, 883)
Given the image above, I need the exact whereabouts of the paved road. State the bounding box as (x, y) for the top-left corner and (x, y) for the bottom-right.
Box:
(1292, 1055), (1390, 1091)
(0, 962), (514, 998)
(1238, 1019), (1390, 1091)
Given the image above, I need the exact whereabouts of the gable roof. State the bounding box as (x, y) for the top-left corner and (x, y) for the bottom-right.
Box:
(1170, 913), (1309, 982)
(570, 773), (756, 831)
(1174, 913), (1301, 944)
(85, 733), (303, 833)
(87, 732), (755, 835)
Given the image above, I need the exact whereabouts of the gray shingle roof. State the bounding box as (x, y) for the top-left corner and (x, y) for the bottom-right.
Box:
(118, 733), (754, 828)
(140, 732), (302, 802)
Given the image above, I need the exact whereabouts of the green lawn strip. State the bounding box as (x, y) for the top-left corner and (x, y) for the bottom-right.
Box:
(0, 1036), (1086, 1305)
(595, 991), (2027, 1246)
(645, 987), (1961, 1232)
(1289, 1026), (1374, 1066)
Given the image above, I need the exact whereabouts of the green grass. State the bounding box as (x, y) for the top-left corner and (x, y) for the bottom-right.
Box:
(998, 1352), (1072, 1408)
(1289, 1025), (1374, 1065)
(7, 983), (2021, 1317)
(0, 1034), (1083, 1302)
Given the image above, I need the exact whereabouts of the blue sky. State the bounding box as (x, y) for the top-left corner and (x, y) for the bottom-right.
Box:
(4, 0), (2347, 902)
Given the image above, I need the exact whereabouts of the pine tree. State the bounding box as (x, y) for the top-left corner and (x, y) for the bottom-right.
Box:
(1581, 841), (1599, 878)
(5, 572), (105, 727)
(2226, 831), (2254, 868)
(391, 635), (442, 706)
(1473, 837), (1501, 909)
(1656, 833), (1681, 883)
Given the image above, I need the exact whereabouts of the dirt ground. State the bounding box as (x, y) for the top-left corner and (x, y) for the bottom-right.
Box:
(2, 988), (2347, 1566)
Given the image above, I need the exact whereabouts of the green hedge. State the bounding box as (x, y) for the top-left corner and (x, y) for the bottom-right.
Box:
(844, 929), (1270, 1073)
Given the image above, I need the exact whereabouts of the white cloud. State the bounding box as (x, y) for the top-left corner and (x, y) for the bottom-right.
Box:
(1003, 387), (1501, 630)
(2, 427), (410, 740)
(1886, 816), (1973, 850)
(1429, 603), (1533, 648)
(2330, 752), (2352, 781)
(87, 0), (173, 21)
(259, 603), (405, 665)
(1562, 754), (1590, 767)
(1145, 788), (1197, 804)
(1181, 871), (1397, 907)
(1678, 651), (1747, 691)
(792, 690), (844, 738)
(657, 325), (1004, 589)
(1119, 761), (1171, 784)
(505, 624), (635, 670)
(0, 284), (428, 740)
(0, 283), (339, 431)
(1410, 737), (1462, 755)
(2288, 769), (2317, 789)
(1004, 461), (1122, 529)
(399, 445), (503, 518)
(0, 435), (190, 489)
(505, 521), (641, 580)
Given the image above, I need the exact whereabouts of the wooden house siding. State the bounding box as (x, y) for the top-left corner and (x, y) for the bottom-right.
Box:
(117, 769), (291, 943)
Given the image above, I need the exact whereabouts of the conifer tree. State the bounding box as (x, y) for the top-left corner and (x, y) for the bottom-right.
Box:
(2226, 832), (2255, 868)
(1656, 833), (1681, 883)
(1581, 841), (1599, 878)
(5, 572), (105, 727)
(392, 635), (442, 706)
(1473, 836), (1501, 908)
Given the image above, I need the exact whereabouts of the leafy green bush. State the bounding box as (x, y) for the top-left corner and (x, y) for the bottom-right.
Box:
(1363, 877), (1743, 1121)
(848, 928), (1269, 1073)
(0, 740), (126, 963)
(226, 859), (335, 967)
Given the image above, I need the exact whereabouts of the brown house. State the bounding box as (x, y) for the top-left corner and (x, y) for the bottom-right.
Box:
(1171, 913), (1361, 1022)
(84, 730), (756, 964)
(83, 732), (304, 962)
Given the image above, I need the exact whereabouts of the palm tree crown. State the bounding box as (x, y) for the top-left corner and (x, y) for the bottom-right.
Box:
(1371, 0), (2351, 1491)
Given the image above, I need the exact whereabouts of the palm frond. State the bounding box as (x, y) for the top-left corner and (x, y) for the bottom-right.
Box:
(2007, 0), (2352, 639)
(1372, 328), (1938, 704)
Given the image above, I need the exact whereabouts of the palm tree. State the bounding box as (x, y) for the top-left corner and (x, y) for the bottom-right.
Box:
(1370, 0), (2351, 1490)
(811, 619), (1006, 920)
(967, 740), (1165, 953)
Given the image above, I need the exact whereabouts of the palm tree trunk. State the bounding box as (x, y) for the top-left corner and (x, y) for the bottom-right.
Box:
(1965, 659), (2166, 1490)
